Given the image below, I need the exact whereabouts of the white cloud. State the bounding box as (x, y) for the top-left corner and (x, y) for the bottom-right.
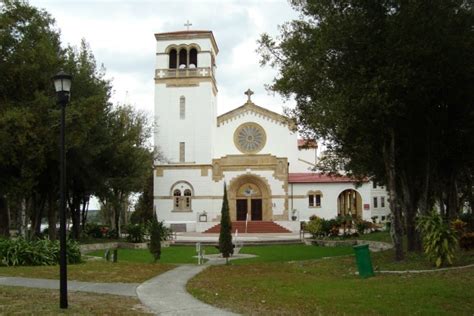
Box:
(31, 0), (298, 118)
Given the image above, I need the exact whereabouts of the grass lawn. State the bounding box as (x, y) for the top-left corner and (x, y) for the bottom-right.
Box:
(0, 286), (151, 315)
(236, 244), (354, 264)
(87, 245), (220, 264)
(188, 249), (474, 315)
(0, 260), (174, 283)
(356, 230), (393, 243)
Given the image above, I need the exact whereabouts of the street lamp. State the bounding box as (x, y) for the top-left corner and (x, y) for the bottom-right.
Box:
(52, 70), (72, 309)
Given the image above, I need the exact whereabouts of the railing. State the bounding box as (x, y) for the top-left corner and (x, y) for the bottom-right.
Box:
(155, 67), (213, 79)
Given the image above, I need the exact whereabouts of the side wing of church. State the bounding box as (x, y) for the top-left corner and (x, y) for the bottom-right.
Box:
(153, 30), (390, 232)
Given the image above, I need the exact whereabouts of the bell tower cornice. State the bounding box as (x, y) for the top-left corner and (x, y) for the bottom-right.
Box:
(154, 30), (219, 55)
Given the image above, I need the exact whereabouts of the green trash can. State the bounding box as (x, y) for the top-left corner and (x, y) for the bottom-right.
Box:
(353, 244), (374, 278)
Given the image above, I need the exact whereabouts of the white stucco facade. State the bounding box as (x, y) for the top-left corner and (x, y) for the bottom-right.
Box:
(153, 30), (390, 232)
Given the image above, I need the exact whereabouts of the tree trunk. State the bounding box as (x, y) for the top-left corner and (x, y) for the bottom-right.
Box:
(19, 198), (27, 238)
(384, 130), (404, 261)
(439, 192), (446, 218)
(69, 194), (82, 240)
(0, 196), (10, 237)
(446, 174), (459, 220)
(47, 192), (57, 241)
(81, 196), (89, 231)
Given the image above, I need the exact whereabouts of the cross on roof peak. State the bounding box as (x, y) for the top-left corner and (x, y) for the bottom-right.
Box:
(184, 20), (192, 31)
(244, 88), (254, 103)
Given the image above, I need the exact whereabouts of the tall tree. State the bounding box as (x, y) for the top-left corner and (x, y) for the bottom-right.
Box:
(219, 183), (233, 264)
(131, 170), (154, 224)
(62, 39), (113, 239)
(97, 105), (152, 237)
(0, 0), (63, 237)
(258, 0), (473, 260)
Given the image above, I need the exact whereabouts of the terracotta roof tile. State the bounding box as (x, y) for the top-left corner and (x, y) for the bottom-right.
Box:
(297, 139), (317, 148)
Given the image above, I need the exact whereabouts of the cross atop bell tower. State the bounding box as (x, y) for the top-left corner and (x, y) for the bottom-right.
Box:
(184, 20), (192, 30)
(244, 88), (254, 103)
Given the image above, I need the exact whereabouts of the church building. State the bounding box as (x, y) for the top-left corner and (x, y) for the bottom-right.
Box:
(153, 30), (390, 233)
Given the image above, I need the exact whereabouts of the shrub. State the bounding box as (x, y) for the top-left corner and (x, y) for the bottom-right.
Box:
(451, 219), (467, 236)
(126, 224), (146, 243)
(459, 212), (474, 232)
(306, 216), (324, 238)
(66, 239), (82, 264)
(219, 184), (233, 262)
(148, 217), (161, 262)
(105, 229), (117, 239)
(356, 220), (373, 235)
(85, 223), (106, 239)
(459, 232), (474, 250)
(417, 211), (458, 268)
(0, 238), (81, 266)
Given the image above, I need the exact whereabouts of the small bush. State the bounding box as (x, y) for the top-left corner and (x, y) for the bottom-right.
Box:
(306, 216), (324, 238)
(451, 219), (467, 236)
(105, 229), (117, 239)
(84, 223), (107, 239)
(459, 232), (474, 250)
(148, 217), (162, 262)
(356, 220), (373, 235)
(0, 238), (81, 266)
(417, 211), (458, 268)
(126, 224), (146, 243)
(145, 220), (172, 241)
(459, 212), (474, 232)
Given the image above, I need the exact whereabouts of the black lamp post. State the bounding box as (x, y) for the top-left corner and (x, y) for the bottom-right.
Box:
(52, 70), (72, 309)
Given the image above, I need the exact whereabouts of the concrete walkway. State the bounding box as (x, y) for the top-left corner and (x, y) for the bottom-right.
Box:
(0, 276), (138, 297)
(136, 253), (255, 315)
(0, 253), (255, 315)
(137, 265), (237, 316)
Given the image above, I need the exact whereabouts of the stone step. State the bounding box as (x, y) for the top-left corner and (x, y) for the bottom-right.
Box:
(203, 221), (291, 233)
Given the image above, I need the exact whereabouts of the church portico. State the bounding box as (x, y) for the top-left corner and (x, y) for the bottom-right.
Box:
(228, 174), (273, 222)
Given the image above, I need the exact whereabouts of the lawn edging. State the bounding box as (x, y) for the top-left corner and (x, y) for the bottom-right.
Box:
(310, 239), (393, 252)
(379, 263), (474, 274)
(79, 242), (148, 254)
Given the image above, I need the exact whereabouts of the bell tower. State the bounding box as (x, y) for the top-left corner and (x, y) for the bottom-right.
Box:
(154, 30), (218, 164)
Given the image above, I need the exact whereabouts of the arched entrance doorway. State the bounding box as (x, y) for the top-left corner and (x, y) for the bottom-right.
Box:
(337, 189), (362, 218)
(228, 174), (272, 221)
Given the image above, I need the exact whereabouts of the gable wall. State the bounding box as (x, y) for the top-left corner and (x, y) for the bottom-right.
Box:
(215, 111), (298, 161)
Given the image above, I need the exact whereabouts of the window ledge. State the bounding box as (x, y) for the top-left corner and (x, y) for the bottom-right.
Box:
(172, 209), (193, 213)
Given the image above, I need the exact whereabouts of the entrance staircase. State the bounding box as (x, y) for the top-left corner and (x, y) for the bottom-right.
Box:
(203, 221), (291, 234)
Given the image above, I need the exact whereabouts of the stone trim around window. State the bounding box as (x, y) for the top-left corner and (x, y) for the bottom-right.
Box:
(308, 190), (323, 208)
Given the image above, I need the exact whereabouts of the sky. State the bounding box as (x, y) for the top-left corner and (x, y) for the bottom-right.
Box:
(28, 0), (300, 210)
(30, 0), (299, 118)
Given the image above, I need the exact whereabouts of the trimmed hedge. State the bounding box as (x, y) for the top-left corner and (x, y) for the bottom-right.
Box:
(0, 238), (82, 266)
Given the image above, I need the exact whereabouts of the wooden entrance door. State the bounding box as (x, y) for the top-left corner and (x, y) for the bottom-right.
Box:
(236, 199), (247, 221)
(251, 199), (262, 221)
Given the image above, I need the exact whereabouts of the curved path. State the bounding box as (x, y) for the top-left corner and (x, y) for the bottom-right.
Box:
(136, 253), (255, 315)
(0, 276), (138, 297)
(137, 265), (236, 316)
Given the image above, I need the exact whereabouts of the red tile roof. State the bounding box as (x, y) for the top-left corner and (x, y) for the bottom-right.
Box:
(297, 139), (317, 148)
(288, 173), (366, 183)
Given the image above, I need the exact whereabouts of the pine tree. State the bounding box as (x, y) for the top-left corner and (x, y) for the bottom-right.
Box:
(219, 183), (233, 263)
(148, 215), (161, 262)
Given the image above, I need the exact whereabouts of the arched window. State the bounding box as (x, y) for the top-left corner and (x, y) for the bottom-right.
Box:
(173, 189), (181, 208)
(179, 96), (185, 119)
(171, 182), (194, 211)
(189, 48), (198, 68)
(179, 48), (187, 68)
(169, 49), (177, 69)
(184, 189), (192, 209)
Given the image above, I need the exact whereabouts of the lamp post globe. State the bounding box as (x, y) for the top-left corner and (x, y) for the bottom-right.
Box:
(52, 70), (72, 309)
